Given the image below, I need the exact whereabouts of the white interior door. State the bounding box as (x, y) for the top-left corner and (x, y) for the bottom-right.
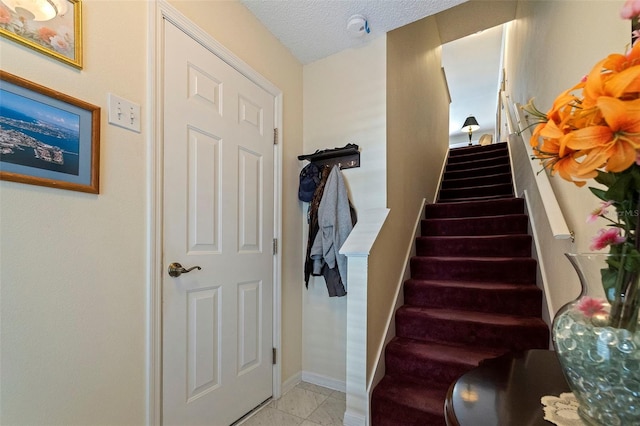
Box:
(162, 19), (275, 426)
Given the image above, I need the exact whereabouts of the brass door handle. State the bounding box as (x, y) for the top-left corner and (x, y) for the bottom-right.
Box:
(168, 262), (202, 277)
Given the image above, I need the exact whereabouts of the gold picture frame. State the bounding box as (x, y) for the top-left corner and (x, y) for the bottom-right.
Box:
(0, 70), (100, 193)
(0, 0), (82, 69)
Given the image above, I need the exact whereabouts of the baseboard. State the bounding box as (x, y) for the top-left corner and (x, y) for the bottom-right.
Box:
(281, 371), (302, 396)
(343, 410), (367, 426)
(301, 371), (346, 393)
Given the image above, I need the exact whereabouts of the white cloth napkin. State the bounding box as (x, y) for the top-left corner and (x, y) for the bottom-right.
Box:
(541, 392), (586, 426)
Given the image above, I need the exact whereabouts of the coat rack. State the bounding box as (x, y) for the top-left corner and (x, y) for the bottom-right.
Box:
(298, 143), (360, 170)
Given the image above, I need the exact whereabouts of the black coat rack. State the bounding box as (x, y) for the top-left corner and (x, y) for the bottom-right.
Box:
(297, 143), (360, 170)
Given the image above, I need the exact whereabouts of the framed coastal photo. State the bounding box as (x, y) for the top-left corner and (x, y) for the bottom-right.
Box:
(0, 0), (82, 69)
(0, 70), (99, 193)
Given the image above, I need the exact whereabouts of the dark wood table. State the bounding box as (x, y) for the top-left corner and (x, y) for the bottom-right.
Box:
(445, 349), (571, 426)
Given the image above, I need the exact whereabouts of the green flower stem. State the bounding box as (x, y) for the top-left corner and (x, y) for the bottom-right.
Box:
(609, 192), (640, 331)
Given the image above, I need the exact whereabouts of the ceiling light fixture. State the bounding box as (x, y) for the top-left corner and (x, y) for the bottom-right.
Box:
(347, 14), (370, 38)
(1, 0), (67, 21)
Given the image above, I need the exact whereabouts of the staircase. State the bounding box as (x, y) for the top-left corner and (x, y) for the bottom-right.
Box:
(371, 143), (550, 426)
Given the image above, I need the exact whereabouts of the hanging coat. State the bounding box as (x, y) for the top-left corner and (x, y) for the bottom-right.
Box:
(310, 165), (354, 290)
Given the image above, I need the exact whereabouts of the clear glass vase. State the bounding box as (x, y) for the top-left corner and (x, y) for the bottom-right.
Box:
(553, 253), (640, 425)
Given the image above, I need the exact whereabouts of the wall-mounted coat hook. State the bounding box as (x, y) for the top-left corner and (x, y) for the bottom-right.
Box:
(298, 143), (360, 170)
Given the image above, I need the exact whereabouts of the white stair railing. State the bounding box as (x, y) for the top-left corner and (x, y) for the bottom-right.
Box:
(503, 93), (572, 240)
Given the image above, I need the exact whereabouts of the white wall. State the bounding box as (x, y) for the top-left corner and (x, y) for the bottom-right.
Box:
(503, 0), (628, 312)
(443, 24), (503, 146)
(301, 36), (387, 387)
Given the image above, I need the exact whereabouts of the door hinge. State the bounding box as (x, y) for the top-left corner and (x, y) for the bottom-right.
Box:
(272, 347), (277, 365)
(273, 128), (278, 145)
(273, 238), (278, 255)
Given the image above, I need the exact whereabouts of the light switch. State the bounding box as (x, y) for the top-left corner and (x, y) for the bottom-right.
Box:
(108, 93), (141, 133)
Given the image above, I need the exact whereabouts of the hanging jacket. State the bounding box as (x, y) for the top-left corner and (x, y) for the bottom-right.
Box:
(310, 165), (354, 290)
(304, 165), (331, 287)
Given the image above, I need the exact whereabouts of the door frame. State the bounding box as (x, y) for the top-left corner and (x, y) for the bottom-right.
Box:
(146, 1), (283, 423)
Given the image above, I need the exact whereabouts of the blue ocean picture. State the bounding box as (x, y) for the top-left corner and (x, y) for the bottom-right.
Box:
(0, 88), (81, 176)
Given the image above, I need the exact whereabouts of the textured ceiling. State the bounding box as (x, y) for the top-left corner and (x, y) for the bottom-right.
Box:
(240, 0), (468, 64)
(240, 0), (514, 145)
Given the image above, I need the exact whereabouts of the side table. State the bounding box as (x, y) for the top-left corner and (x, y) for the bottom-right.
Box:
(445, 349), (570, 426)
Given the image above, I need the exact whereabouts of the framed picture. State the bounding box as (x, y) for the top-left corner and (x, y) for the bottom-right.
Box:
(0, 0), (82, 69)
(0, 70), (99, 193)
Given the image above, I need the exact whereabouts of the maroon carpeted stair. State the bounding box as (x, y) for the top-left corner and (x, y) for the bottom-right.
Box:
(371, 143), (549, 426)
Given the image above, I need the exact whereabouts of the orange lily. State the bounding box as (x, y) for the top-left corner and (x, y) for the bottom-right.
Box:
(566, 97), (640, 172)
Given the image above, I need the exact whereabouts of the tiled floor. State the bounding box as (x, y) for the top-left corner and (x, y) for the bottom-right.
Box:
(238, 382), (346, 426)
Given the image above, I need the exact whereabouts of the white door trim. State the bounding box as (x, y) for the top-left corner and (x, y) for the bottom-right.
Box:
(146, 1), (283, 423)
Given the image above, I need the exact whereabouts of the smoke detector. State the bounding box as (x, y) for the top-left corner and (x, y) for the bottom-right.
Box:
(347, 14), (370, 37)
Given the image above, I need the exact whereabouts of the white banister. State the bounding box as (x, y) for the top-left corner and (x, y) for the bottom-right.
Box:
(510, 101), (573, 240)
(339, 208), (390, 426)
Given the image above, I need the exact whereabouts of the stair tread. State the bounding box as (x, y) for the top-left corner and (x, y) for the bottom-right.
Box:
(429, 197), (521, 208)
(437, 194), (514, 202)
(387, 337), (505, 366)
(423, 213), (526, 221)
(444, 172), (511, 181)
(405, 278), (540, 290)
(398, 305), (548, 326)
(412, 255), (535, 262)
(417, 234), (530, 240)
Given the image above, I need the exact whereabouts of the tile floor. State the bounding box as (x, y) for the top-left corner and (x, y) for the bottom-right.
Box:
(238, 382), (346, 426)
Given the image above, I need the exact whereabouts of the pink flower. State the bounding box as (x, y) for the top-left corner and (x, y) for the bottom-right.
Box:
(589, 228), (626, 251)
(587, 201), (613, 223)
(37, 27), (56, 43)
(0, 5), (11, 24)
(576, 297), (607, 317)
(621, 0), (640, 19)
(50, 35), (69, 53)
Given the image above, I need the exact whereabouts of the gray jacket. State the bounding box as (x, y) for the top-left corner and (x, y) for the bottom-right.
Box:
(310, 165), (353, 288)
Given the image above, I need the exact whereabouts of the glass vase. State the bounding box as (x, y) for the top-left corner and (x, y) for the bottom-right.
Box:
(552, 253), (640, 426)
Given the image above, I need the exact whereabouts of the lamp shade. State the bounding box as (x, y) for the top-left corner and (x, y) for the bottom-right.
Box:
(461, 115), (480, 133)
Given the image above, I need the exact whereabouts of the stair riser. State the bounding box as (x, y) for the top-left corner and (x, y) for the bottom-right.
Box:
(425, 198), (524, 218)
(410, 258), (537, 283)
(421, 215), (529, 236)
(447, 148), (508, 164)
(439, 184), (513, 200)
(448, 143), (507, 156)
(444, 164), (511, 180)
(404, 281), (543, 316)
(416, 235), (532, 257)
(384, 347), (478, 384)
(395, 310), (549, 351)
(371, 396), (446, 426)
(445, 155), (509, 172)
(440, 173), (512, 189)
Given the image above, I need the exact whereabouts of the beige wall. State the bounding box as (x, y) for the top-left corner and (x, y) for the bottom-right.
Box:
(301, 36), (387, 386)
(503, 0), (629, 310)
(0, 0), (303, 423)
(369, 15), (450, 377)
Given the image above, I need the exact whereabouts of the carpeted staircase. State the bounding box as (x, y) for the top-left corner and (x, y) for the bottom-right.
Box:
(371, 142), (550, 426)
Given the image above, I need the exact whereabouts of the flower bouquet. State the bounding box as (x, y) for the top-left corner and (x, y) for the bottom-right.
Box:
(524, 31), (640, 332)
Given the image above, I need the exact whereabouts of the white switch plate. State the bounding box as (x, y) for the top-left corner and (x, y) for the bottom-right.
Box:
(108, 93), (141, 133)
